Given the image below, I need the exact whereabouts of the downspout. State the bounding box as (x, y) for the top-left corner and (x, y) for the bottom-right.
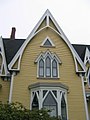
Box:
(9, 72), (15, 103)
(80, 74), (89, 120)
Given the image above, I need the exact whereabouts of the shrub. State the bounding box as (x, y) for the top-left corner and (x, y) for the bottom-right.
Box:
(0, 102), (61, 120)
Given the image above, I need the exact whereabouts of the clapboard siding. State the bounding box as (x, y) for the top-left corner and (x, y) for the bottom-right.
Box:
(0, 78), (10, 103)
(12, 27), (86, 119)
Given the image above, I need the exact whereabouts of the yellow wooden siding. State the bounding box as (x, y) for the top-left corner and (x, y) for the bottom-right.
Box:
(49, 17), (60, 33)
(0, 78), (10, 103)
(36, 17), (46, 32)
(12, 28), (86, 119)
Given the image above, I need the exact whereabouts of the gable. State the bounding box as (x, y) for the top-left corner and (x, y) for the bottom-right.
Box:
(8, 9), (86, 73)
(3, 38), (25, 64)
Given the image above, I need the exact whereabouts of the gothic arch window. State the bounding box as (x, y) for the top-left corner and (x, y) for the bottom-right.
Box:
(29, 83), (68, 118)
(35, 51), (61, 78)
(52, 59), (58, 77)
(43, 92), (57, 117)
(32, 93), (39, 109)
(39, 59), (44, 77)
(45, 56), (51, 77)
(61, 94), (67, 120)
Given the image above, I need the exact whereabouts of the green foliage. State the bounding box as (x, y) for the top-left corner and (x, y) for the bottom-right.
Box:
(0, 102), (61, 120)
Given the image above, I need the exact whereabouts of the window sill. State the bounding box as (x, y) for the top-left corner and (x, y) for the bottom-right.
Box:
(37, 77), (60, 80)
(40, 45), (56, 48)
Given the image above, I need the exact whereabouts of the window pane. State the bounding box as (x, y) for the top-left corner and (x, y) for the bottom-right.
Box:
(40, 59), (44, 67)
(52, 60), (57, 67)
(43, 92), (57, 117)
(39, 59), (44, 77)
(44, 39), (52, 46)
(46, 57), (51, 67)
(53, 68), (57, 77)
(52, 60), (58, 77)
(46, 68), (50, 76)
(39, 68), (44, 76)
(46, 57), (51, 77)
(32, 93), (39, 109)
(61, 94), (67, 120)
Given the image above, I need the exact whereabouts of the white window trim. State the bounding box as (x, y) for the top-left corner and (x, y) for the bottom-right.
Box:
(41, 36), (55, 47)
(35, 50), (61, 78)
(29, 82), (68, 118)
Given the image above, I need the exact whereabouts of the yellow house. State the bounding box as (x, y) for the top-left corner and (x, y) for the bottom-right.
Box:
(0, 9), (90, 120)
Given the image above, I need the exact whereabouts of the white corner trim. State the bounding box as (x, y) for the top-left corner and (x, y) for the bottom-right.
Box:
(8, 55), (21, 71)
(80, 74), (89, 120)
(0, 36), (9, 75)
(9, 72), (15, 103)
(48, 27), (86, 73)
(8, 10), (86, 73)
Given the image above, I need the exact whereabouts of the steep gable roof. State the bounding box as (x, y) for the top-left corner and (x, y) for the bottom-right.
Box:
(7, 9), (86, 73)
(3, 38), (25, 64)
(72, 44), (90, 61)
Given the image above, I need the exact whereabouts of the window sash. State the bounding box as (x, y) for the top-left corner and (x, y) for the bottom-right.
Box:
(46, 57), (51, 77)
(38, 57), (58, 78)
(39, 59), (44, 77)
(52, 60), (58, 77)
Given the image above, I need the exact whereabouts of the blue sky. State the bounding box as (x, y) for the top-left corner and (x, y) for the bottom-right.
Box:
(0, 0), (90, 44)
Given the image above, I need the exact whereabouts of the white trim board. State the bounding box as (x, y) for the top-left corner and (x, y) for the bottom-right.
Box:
(8, 9), (86, 73)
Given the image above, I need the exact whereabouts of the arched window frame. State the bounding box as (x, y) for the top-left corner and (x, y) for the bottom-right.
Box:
(61, 93), (67, 120)
(29, 82), (68, 118)
(52, 59), (58, 77)
(45, 56), (51, 77)
(41, 36), (55, 47)
(35, 51), (61, 78)
(39, 59), (44, 77)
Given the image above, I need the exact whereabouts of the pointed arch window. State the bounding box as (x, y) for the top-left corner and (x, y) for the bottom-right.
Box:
(29, 83), (68, 118)
(52, 59), (58, 77)
(35, 51), (61, 78)
(46, 57), (51, 77)
(32, 93), (39, 109)
(43, 92), (57, 117)
(61, 94), (67, 120)
(39, 59), (44, 77)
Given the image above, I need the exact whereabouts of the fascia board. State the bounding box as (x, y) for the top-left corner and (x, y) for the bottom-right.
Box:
(0, 36), (9, 75)
(8, 25), (86, 73)
(8, 10), (86, 73)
